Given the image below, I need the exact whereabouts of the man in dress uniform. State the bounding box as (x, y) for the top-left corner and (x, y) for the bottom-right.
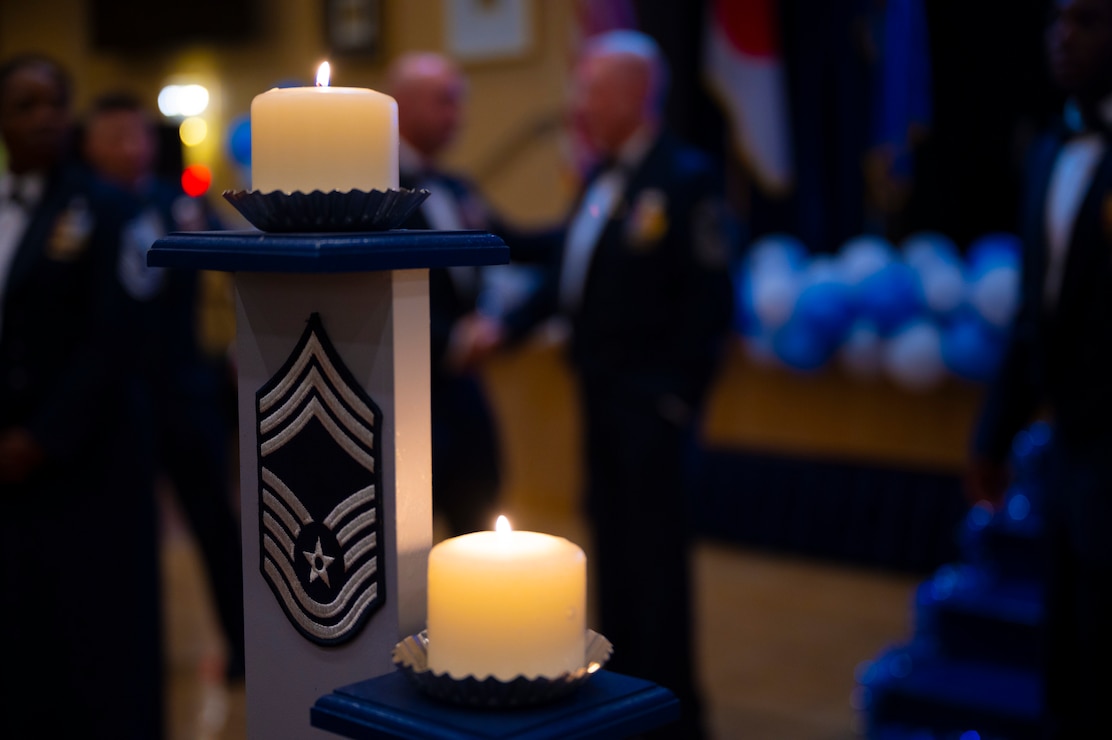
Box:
(479, 30), (737, 739)
(966, 1), (1112, 735)
(0, 54), (162, 738)
(82, 91), (245, 683)
(387, 52), (503, 537)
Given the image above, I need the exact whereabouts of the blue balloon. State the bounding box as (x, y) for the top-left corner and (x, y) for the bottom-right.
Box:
(732, 267), (761, 336)
(855, 260), (925, 335)
(772, 320), (836, 372)
(901, 230), (961, 269)
(940, 317), (1005, 382)
(838, 234), (895, 285)
(745, 232), (809, 273)
(967, 232), (1021, 279)
(839, 320), (884, 380)
(793, 278), (856, 345)
(227, 114), (252, 167)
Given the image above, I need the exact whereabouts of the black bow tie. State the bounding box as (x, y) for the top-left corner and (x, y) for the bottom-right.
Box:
(1060, 103), (1112, 141)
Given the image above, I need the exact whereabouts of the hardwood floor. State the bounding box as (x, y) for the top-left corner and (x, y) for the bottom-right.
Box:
(162, 521), (917, 740)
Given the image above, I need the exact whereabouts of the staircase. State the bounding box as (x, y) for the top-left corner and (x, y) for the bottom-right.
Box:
(857, 423), (1051, 739)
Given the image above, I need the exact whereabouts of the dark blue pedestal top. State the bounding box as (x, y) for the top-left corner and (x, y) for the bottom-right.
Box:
(148, 229), (508, 273)
(310, 669), (680, 740)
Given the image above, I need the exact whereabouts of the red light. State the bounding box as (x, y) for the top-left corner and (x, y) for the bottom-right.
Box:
(181, 164), (212, 197)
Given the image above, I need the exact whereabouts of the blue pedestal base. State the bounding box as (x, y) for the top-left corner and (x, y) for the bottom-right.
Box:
(311, 669), (680, 739)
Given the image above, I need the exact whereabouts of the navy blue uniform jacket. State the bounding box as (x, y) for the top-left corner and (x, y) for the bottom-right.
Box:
(973, 128), (1112, 567)
(0, 162), (161, 738)
(973, 129), (1112, 460)
(504, 130), (735, 409)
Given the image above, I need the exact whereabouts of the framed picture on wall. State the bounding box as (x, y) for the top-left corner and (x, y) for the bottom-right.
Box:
(326, 0), (384, 57)
(446, 0), (534, 64)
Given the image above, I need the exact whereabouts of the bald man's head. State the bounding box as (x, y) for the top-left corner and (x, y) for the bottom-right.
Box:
(573, 31), (668, 157)
(386, 52), (466, 160)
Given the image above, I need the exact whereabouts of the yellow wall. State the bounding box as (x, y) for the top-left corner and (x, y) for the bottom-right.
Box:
(0, 0), (577, 225)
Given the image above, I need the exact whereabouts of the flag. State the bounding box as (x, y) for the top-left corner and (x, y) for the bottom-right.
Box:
(703, 0), (793, 196)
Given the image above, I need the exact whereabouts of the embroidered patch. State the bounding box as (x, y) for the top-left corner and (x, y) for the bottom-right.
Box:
(47, 195), (93, 261)
(256, 313), (385, 646)
(625, 188), (668, 251)
(171, 195), (207, 231)
(118, 207), (166, 300)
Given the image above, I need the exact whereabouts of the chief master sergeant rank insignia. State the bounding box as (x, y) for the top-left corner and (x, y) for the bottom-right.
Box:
(256, 312), (385, 645)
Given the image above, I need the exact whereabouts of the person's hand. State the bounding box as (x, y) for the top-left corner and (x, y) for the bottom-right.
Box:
(964, 455), (1010, 511)
(445, 312), (505, 373)
(0, 427), (45, 485)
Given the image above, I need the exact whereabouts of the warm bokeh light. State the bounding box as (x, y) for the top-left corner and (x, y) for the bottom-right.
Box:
(158, 83), (210, 117)
(181, 163), (212, 197)
(495, 515), (511, 534)
(179, 116), (208, 147)
(316, 61), (331, 87)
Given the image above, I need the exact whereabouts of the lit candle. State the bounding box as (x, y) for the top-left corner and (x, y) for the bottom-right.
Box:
(250, 62), (399, 194)
(427, 516), (587, 680)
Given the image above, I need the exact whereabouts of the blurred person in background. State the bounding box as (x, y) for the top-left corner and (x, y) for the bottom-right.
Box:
(967, 0), (1112, 735)
(387, 51), (504, 537)
(0, 54), (162, 738)
(470, 30), (737, 739)
(81, 91), (245, 683)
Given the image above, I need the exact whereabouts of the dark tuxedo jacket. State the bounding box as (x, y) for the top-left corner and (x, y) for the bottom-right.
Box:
(504, 130), (736, 410)
(0, 161), (162, 738)
(974, 127), (1112, 462)
(973, 125), (1112, 567)
(399, 168), (501, 523)
(127, 178), (227, 401)
(0, 163), (145, 463)
(399, 169), (492, 371)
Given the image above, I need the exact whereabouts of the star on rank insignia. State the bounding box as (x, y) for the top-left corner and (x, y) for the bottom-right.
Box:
(256, 312), (384, 645)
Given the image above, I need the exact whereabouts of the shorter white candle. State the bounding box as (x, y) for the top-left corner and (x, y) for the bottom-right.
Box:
(427, 516), (587, 680)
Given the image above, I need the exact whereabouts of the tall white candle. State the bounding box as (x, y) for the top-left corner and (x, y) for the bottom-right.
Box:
(427, 516), (587, 680)
(250, 62), (398, 194)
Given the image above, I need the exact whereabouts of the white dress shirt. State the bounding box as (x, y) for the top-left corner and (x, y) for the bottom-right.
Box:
(400, 139), (478, 299)
(0, 171), (45, 333)
(1043, 97), (1112, 305)
(558, 126), (655, 311)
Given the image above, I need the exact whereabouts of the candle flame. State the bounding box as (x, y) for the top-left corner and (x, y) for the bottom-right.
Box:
(495, 515), (512, 534)
(316, 62), (331, 87)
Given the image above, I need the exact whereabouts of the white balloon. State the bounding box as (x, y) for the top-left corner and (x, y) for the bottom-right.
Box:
(838, 235), (895, 285)
(747, 233), (808, 274)
(901, 231), (961, 272)
(882, 320), (946, 392)
(803, 254), (847, 287)
(969, 266), (1020, 328)
(918, 260), (967, 316)
(751, 269), (801, 331)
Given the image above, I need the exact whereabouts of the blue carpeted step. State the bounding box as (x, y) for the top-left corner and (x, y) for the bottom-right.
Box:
(914, 565), (1044, 669)
(858, 643), (1043, 740)
(957, 503), (1045, 581)
(869, 722), (1015, 740)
